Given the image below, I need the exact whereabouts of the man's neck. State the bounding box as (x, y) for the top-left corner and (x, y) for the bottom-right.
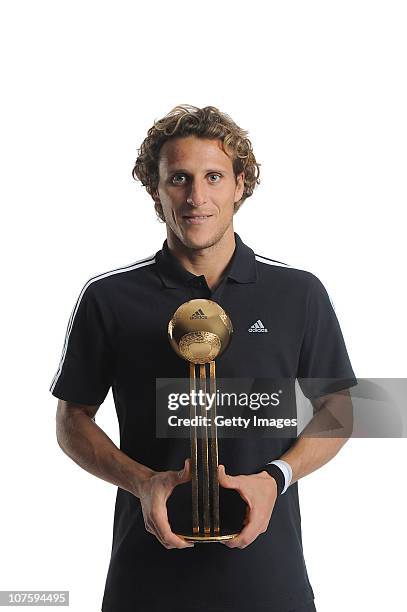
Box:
(166, 225), (236, 291)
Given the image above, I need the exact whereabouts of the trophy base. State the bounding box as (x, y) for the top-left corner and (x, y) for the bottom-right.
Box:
(175, 532), (239, 543)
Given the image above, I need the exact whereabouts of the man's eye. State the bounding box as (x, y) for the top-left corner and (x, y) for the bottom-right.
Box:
(172, 174), (187, 184)
(171, 173), (221, 184)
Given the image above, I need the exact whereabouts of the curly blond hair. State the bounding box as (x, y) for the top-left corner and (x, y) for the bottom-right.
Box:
(132, 104), (261, 222)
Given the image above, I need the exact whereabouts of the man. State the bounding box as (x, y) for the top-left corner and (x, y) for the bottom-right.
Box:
(50, 105), (357, 611)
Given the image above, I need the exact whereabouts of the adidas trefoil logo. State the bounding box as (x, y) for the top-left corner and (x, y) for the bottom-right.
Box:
(248, 319), (268, 332)
(191, 308), (207, 319)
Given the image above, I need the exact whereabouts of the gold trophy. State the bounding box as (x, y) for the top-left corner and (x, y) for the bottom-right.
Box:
(168, 298), (239, 543)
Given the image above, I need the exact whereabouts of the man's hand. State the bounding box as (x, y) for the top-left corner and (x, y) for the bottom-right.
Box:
(217, 464), (278, 549)
(138, 457), (194, 549)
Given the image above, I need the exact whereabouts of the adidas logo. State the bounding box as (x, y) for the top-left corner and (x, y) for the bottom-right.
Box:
(248, 319), (268, 332)
(191, 308), (207, 319)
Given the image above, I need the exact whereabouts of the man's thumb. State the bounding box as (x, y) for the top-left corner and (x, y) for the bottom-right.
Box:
(177, 458), (190, 481)
(217, 464), (233, 487)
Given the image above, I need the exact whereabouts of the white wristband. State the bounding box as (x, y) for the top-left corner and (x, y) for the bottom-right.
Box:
(267, 459), (292, 494)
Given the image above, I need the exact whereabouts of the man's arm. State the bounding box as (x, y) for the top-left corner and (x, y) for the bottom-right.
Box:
(55, 399), (154, 497)
(219, 388), (354, 549)
(277, 388), (354, 486)
(55, 400), (194, 549)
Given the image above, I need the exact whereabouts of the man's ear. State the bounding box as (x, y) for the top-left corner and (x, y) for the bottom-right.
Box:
(234, 172), (245, 203)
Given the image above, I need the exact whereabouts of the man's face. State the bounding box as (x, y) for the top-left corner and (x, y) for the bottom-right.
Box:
(155, 136), (244, 250)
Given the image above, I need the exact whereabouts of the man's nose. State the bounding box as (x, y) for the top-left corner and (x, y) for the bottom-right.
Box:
(186, 179), (207, 206)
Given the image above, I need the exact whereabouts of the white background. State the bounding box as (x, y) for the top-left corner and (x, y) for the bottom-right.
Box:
(1, 1), (406, 610)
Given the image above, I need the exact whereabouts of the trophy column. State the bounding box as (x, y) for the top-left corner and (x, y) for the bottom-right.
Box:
(189, 360), (220, 539)
(168, 298), (239, 543)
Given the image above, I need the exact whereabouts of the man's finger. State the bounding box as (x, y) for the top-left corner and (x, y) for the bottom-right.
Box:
(151, 497), (193, 549)
(175, 457), (192, 485)
(242, 505), (250, 526)
(148, 518), (168, 548)
(149, 517), (181, 549)
(217, 464), (239, 489)
(218, 466), (253, 510)
(222, 508), (264, 549)
(165, 458), (192, 490)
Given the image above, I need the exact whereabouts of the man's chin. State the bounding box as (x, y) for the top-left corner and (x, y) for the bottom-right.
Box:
(167, 218), (233, 251)
(180, 229), (221, 251)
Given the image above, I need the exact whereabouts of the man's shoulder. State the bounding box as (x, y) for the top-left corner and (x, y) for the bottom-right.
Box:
(253, 248), (338, 311)
(78, 252), (157, 297)
(254, 250), (320, 288)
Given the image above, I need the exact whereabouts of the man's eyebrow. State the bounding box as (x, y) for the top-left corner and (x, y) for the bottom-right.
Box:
(166, 167), (227, 174)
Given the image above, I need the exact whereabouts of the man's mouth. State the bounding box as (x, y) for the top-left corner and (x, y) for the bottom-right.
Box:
(183, 215), (213, 224)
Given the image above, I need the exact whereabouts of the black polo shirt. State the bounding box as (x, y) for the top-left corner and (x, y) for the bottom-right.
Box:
(49, 232), (357, 612)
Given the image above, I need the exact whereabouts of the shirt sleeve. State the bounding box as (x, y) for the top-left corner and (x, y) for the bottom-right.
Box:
(49, 280), (116, 405)
(297, 274), (357, 399)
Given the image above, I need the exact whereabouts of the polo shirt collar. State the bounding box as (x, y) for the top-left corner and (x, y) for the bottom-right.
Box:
(155, 232), (258, 289)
